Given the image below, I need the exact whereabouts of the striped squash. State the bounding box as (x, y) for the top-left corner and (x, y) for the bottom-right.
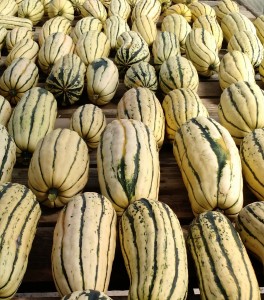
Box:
(254, 15), (264, 45)
(214, 0), (239, 23)
(240, 128), (264, 201)
(218, 81), (264, 145)
(162, 88), (209, 143)
(97, 119), (160, 216)
(38, 32), (75, 74)
(28, 128), (89, 208)
(236, 202), (264, 265)
(0, 96), (12, 127)
(159, 55), (199, 94)
(0, 0), (18, 16)
(108, 0), (131, 20)
(62, 290), (113, 300)
(117, 87), (165, 148)
(119, 198), (188, 300)
(0, 125), (16, 184)
(18, 0), (44, 25)
(86, 57), (119, 106)
(5, 27), (33, 52)
(124, 61), (158, 91)
(152, 31), (180, 70)
(131, 0), (161, 23)
(185, 28), (220, 77)
(228, 31), (263, 68)
(7, 87), (57, 162)
(131, 15), (157, 46)
(115, 31), (150, 69)
(70, 104), (106, 149)
(75, 31), (110, 66)
(187, 211), (260, 300)
(48, 0), (74, 21)
(41, 0), (52, 14)
(5, 38), (39, 66)
(45, 54), (86, 106)
(192, 15), (223, 51)
(161, 14), (191, 53)
(71, 16), (102, 44)
(189, 2), (216, 22)
(0, 182), (41, 299)
(0, 15), (33, 30)
(163, 4), (192, 23)
(52, 192), (117, 296)
(103, 16), (130, 49)
(0, 57), (39, 105)
(221, 12), (256, 42)
(173, 116), (243, 218)
(80, 0), (107, 22)
(38, 16), (72, 47)
(0, 27), (7, 51)
(218, 50), (255, 90)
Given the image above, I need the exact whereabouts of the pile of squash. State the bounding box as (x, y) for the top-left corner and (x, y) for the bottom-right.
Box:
(0, 0), (264, 299)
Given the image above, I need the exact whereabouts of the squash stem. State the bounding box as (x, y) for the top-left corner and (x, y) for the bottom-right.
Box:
(48, 188), (58, 202)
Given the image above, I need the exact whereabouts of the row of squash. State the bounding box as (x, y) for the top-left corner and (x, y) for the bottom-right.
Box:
(0, 0), (264, 299)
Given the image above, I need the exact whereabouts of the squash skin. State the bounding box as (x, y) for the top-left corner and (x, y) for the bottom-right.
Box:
(5, 27), (33, 52)
(0, 96), (12, 127)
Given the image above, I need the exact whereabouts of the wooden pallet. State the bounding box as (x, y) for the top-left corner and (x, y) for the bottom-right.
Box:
(0, 1), (263, 299)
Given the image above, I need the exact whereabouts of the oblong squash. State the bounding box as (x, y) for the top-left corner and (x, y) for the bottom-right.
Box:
(5, 27), (33, 52)
(28, 128), (90, 208)
(108, 0), (131, 20)
(80, 0), (107, 22)
(119, 198), (188, 300)
(97, 119), (160, 216)
(18, 0), (44, 25)
(131, 15), (157, 46)
(214, 0), (239, 23)
(131, 0), (161, 23)
(52, 192), (116, 296)
(0, 0), (18, 16)
(0, 182), (41, 299)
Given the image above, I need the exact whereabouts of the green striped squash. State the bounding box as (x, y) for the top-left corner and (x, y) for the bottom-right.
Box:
(132, 15), (157, 46)
(71, 16), (102, 44)
(189, 2), (216, 22)
(185, 28), (220, 77)
(28, 128), (89, 208)
(0, 182), (41, 299)
(41, 0), (52, 14)
(108, 0), (131, 20)
(103, 15), (130, 49)
(48, 0), (74, 21)
(124, 61), (158, 91)
(70, 104), (106, 149)
(228, 31), (263, 68)
(0, 125), (16, 184)
(159, 55), (199, 94)
(173, 116), (243, 218)
(119, 198), (188, 300)
(187, 211), (260, 300)
(236, 202), (264, 265)
(163, 4), (192, 23)
(219, 50), (255, 90)
(162, 88), (209, 143)
(254, 15), (264, 45)
(0, 27), (7, 51)
(97, 119), (160, 216)
(192, 15), (223, 51)
(0, 96), (12, 127)
(38, 32), (75, 74)
(62, 290), (113, 300)
(45, 54), (86, 106)
(5, 27), (33, 52)
(75, 31), (110, 66)
(52, 192), (116, 296)
(117, 87), (165, 148)
(0, 57), (39, 105)
(0, 15), (33, 30)
(80, 0), (107, 22)
(221, 12), (256, 42)
(240, 128), (264, 201)
(69, 0), (85, 14)
(0, 0), (18, 16)
(152, 31), (180, 70)
(38, 16), (72, 47)
(5, 38), (39, 66)
(218, 81), (264, 145)
(161, 14), (191, 53)
(7, 87), (57, 162)
(86, 57), (119, 106)
(18, 0), (44, 25)
(115, 31), (150, 69)
(131, 0), (161, 23)
(214, 0), (239, 23)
